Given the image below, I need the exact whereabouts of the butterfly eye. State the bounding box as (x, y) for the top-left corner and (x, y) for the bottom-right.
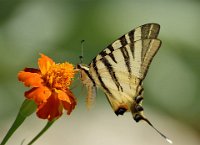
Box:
(115, 108), (127, 116)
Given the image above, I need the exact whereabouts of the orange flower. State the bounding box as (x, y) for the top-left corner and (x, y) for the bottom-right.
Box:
(18, 54), (76, 121)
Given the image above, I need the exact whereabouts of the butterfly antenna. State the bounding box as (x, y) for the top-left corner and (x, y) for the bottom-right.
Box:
(135, 115), (173, 144)
(79, 40), (85, 63)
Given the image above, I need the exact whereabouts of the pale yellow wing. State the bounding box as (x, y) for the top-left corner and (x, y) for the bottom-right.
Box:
(94, 23), (160, 61)
(88, 39), (161, 112)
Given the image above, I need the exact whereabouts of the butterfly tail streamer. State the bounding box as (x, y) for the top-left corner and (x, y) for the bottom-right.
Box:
(133, 114), (173, 144)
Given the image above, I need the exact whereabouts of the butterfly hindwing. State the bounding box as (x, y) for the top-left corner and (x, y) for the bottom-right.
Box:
(89, 56), (141, 112)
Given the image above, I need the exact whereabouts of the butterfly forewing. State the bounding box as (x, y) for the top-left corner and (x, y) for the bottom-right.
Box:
(94, 23), (160, 61)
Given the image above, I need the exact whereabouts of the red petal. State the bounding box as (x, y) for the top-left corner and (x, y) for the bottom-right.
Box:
(38, 54), (54, 75)
(62, 89), (76, 115)
(36, 93), (63, 121)
(18, 71), (43, 87)
(25, 86), (51, 104)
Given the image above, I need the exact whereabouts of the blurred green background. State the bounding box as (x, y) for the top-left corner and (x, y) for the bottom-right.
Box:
(0, 0), (200, 145)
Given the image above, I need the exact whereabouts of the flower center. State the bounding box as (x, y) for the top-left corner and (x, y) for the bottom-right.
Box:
(45, 62), (75, 90)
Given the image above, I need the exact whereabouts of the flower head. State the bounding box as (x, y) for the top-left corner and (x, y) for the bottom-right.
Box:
(18, 54), (76, 121)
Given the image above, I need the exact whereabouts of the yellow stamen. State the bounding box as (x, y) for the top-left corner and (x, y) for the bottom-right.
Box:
(45, 62), (75, 90)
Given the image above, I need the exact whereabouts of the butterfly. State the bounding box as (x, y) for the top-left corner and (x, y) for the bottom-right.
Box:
(76, 23), (172, 144)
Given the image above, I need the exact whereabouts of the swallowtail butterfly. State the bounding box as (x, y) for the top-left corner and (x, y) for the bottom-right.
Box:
(76, 23), (172, 144)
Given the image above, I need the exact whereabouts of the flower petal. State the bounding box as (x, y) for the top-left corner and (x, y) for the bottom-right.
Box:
(62, 101), (75, 115)
(18, 71), (43, 87)
(25, 86), (51, 104)
(62, 89), (76, 115)
(56, 90), (71, 104)
(36, 93), (62, 121)
(38, 54), (54, 75)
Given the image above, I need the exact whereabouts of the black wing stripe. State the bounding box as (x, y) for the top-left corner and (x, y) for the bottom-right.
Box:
(99, 45), (116, 63)
(81, 68), (96, 87)
(128, 29), (135, 43)
(99, 45), (118, 63)
(99, 51), (107, 57)
(107, 45), (114, 52)
(130, 43), (135, 60)
(92, 61), (112, 95)
(119, 35), (128, 46)
(101, 57), (123, 92)
(120, 46), (131, 78)
(109, 53), (117, 63)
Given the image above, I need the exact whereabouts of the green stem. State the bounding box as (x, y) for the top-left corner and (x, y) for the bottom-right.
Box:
(0, 112), (26, 145)
(0, 99), (36, 145)
(27, 119), (56, 145)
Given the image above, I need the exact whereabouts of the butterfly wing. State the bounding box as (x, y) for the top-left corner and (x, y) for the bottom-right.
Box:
(95, 23), (160, 61)
(77, 23), (161, 114)
(77, 24), (172, 143)
(88, 39), (161, 114)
